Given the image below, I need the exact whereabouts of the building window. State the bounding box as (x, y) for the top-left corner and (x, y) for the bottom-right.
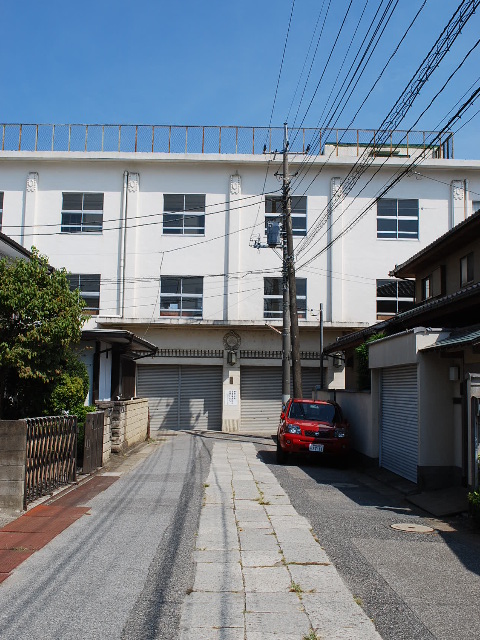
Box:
(377, 199), (419, 239)
(160, 276), (203, 317)
(473, 201), (480, 214)
(61, 193), (103, 233)
(67, 274), (101, 314)
(460, 253), (474, 287)
(376, 279), (415, 319)
(264, 277), (307, 319)
(163, 194), (205, 235)
(265, 196), (307, 236)
(0, 192), (3, 231)
(421, 275), (432, 300)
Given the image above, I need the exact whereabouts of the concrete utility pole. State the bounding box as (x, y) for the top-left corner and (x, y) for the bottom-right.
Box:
(281, 209), (291, 405)
(283, 123), (302, 399)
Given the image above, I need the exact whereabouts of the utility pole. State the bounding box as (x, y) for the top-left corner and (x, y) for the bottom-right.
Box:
(281, 208), (291, 405)
(283, 123), (302, 398)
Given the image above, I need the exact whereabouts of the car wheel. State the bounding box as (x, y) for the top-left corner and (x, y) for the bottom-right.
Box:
(276, 439), (289, 465)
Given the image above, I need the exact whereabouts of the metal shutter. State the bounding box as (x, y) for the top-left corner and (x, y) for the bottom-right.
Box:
(180, 366), (223, 431)
(137, 365), (223, 433)
(240, 366), (322, 434)
(241, 367), (282, 433)
(137, 365), (180, 433)
(381, 366), (418, 483)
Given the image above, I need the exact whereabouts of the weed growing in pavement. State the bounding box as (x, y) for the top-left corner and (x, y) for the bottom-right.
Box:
(203, 483), (210, 488)
(354, 595), (363, 606)
(290, 581), (303, 596)
(303, 630), (320, 640)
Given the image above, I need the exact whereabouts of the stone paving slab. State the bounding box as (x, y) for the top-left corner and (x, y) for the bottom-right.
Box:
(193, 562), (243, 592)
(179, 440), (382, 639)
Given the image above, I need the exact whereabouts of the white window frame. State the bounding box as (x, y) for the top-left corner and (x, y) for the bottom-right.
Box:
(264, 277), (307, 319)
(377, 198), (419, 240)
(265, 195), (307, 237)
(162, 194), (206, 236)
(160, 276), (203, 318)
(0, 192), (3, 231)
(67, 273), (101, 314)
(376, 278), (415, 319)
(61, 192), (104, 233)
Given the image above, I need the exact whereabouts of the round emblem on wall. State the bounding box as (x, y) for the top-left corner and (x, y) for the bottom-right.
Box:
(223, 330), (241, 351)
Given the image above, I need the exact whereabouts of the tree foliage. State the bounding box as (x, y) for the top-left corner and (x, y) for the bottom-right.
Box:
(0, 249), (87, 418)
(354, 333), (385, 390)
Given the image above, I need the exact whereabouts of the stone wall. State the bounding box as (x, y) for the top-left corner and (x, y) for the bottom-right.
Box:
(96, 398), (148, 453)
(0, 420), (27, 510)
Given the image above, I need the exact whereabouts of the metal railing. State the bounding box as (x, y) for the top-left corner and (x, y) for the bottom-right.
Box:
(0, 123), (454, 158)
(24, 416), (77, 507)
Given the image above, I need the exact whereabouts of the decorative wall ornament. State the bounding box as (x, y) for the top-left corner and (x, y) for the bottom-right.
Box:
(230, 174), (241, 196)
(128, 173), (140, 193)
(26, 172), (38, 193)
(223, 330), (241, 351)
(452, 180), (464, 201)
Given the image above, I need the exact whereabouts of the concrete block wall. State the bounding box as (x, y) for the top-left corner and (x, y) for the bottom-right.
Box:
(102, 409), (112, 464)
(96, 398), (148, 453)
(0, 420), (27, 510)
(124, 399), (149, 448)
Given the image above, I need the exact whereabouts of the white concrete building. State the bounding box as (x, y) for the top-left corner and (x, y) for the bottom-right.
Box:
(0, 123), (475, 434)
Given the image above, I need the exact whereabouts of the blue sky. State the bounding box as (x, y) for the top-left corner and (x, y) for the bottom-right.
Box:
(2, 0), (480, 158)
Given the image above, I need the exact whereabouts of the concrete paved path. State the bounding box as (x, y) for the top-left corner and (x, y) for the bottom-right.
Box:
(180, 440), (381, 640)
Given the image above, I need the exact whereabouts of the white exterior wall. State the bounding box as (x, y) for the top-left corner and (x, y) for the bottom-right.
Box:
(1, 149), (480, 424)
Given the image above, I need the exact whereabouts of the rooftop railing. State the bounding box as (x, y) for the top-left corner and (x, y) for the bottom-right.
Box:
(0, 123), (454, 158)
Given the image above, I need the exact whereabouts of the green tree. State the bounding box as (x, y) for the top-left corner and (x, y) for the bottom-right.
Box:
(0, 249), (87, 418)
(354, 333), (385, 390)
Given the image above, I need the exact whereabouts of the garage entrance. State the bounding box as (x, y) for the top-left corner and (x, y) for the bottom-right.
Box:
(136, 365), (223, 434)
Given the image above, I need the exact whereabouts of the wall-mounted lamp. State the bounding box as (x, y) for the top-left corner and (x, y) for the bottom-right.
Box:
(333, 353), (344, 369)
(227, 351), (237, 365)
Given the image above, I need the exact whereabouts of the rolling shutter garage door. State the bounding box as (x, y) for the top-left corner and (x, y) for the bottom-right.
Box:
(381, 366), (418, 483)
(137, 365), (222, 433)
(240, 366), (322, 433)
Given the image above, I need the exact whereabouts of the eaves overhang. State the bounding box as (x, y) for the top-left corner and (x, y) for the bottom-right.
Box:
(390, 210), (480, 278)
(324, 282), (480, 354)
(81, 329), (157, 359)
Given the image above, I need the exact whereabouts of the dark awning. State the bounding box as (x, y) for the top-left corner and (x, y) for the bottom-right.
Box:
(81, 329), (157, 359)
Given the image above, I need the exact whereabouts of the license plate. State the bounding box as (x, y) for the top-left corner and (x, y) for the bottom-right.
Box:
(309, 444), (324, 452)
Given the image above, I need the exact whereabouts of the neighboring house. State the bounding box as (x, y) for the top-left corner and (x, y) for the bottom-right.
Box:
(0, 230), (32, 260)
(0, 122), (475, 435)
(325, 211), (480, 490)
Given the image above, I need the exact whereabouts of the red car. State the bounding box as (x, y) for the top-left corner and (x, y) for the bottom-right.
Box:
(276, 398), (351, 464)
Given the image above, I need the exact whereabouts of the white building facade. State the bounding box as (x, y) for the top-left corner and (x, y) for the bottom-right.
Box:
(0, 124), (476, 434)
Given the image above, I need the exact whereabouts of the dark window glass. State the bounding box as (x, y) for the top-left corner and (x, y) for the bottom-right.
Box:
(398, 280), (415, 298)
(162, 277), (182, 294)
(185, 194), (205, 211)
(291, 196), (307, 214)
(398, 219), (418, 236)
(264, 277), (282, 296)
(265, 196), (283, 215)
(164, 194), (185, 211)
(377, 199), (397, 216)
(398, 199), (418, 216)
(83, 193), (104, 210)
(0, 192), (4, 208)
(460, 253), (474, 286)
(289, 402), (335, 422)
(398, 299), (416, 312)
(377, 299), (398, 314)
(67, 274), (100, 311)
(62, 193), (83, 210)
(182, 277), (203, 295)
(377, 279), (398, 297)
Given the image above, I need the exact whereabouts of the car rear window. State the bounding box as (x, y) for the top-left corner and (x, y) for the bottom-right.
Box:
(289, 402), (336, 422)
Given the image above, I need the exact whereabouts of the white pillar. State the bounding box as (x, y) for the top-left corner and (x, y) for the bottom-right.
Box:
(23, 172), (39, 249)
(327, 177), (343, 323)
(226, 173), (242, 321)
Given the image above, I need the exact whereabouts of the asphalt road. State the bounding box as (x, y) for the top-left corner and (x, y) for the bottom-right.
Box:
(0, 433), (212, 640)
(258, 442), (480, 640)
